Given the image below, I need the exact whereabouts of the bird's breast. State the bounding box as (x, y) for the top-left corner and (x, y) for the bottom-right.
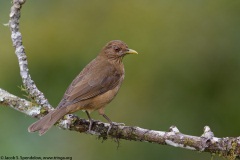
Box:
(92, 75), (123, 105)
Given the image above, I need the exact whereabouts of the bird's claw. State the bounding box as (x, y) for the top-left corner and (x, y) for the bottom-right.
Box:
(107, 122), (125, 135)
(87, 121), (98, 135)
(88, 120), (93, 132)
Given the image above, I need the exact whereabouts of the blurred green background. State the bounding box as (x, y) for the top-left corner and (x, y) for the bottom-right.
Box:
(1, 0), (240, 159)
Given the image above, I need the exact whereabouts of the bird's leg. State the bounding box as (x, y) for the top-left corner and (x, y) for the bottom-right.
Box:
(85, 111), (93, 131)
(102, 114), (113, 135)
(98, 108), (124, 135)
(102, 114), (125, 134)
(98, 108), (112, 134)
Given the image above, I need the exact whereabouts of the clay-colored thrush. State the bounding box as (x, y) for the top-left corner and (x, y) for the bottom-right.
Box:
(28, 40), (138, 135)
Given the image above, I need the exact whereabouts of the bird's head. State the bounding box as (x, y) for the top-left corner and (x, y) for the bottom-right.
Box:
(100, 40), (138, 62)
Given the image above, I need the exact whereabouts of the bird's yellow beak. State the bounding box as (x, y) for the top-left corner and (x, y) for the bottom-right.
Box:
(125, 49), (138, 54)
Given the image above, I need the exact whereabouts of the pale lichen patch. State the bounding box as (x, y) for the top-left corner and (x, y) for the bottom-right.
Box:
(165, 139), (196, 150)
(26, 106), (40, 116)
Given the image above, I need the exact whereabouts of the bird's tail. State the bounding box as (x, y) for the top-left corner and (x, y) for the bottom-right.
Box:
(28, 107), (68, 136)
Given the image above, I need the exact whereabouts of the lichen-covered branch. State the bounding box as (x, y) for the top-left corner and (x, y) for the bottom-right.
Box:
(9, 0), (51, 110)
(1, 89), (240, 159)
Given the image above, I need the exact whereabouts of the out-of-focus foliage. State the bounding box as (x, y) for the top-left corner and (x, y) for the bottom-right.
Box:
(1, 0), (240, 159)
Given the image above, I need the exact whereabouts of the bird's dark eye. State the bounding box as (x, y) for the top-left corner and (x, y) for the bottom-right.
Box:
(113, 46), (121, 52)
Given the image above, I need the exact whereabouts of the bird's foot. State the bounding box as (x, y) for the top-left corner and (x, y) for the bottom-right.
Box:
(87, 119), (93, 132)
(107, 122), (125, 135)
(86, 121), (97, 135)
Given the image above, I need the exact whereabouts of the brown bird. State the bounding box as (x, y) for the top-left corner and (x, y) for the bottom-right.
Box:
(28, 40), (138, 135)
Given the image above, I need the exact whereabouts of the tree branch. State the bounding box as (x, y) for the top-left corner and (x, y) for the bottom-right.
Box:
(9, 0), (52, 110)
(1, 88), (240, 159)
(2, 0), (240, 159)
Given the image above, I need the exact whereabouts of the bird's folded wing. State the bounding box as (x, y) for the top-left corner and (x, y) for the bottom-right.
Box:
(57, 60), (122, 108)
